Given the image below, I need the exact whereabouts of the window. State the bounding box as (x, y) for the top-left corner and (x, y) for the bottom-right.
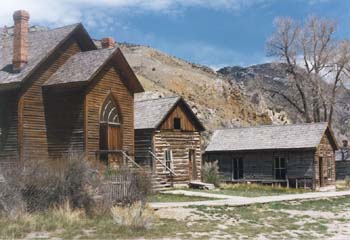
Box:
(174, 118), (181, 130)
(327, 157), (332, 178)
(164, 149), (173, 171)
(233, 158), (244, 180)
(274, 156), (286, 180)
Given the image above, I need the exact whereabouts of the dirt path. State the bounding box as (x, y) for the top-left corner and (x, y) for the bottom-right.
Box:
(150, 190), (350, 209)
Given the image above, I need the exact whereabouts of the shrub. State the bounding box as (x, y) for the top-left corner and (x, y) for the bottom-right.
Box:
(202, 160), (221, 187)
(51, 201), (85, 226)
(110, 201), (157, 230)
(345, 176), (350, 189)
(1, 153), (104, 214)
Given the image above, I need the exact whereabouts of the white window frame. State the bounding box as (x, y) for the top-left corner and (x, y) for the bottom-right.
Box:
(163, 149), (173, 172)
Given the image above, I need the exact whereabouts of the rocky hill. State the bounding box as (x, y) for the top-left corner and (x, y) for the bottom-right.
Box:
(218, 63), (350, 142)
(119, 43), (271, 146)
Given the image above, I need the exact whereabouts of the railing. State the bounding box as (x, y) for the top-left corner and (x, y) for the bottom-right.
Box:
(148, 150), (176, 176)
(95, 150), (142, 169)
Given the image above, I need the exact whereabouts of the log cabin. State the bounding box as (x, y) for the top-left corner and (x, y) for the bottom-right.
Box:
(204, 123), (338, 190)
(134, 96), (205, 186)
(0, 10), (143, 165)
(335, 140), (350, 180)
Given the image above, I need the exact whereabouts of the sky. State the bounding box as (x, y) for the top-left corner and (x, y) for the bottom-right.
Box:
(1, 0), (350, 69)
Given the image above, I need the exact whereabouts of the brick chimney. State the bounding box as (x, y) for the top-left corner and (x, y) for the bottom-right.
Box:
(343, 140), (349, 148)
(101, 37), (115, 49)
(12, 10), (30, 72)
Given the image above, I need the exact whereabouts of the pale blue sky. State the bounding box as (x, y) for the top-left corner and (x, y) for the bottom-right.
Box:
(2, 0), (350, 68)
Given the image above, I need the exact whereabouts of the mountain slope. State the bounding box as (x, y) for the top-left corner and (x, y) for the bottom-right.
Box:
(119, 44), (271, 146)
(218, 63), (350, 141)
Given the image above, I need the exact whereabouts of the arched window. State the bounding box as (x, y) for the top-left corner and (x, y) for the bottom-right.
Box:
(100, 96), (121, 124)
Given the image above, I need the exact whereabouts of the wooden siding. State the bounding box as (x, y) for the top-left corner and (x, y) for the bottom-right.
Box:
(314, 130), (336, 188)
(153, 130), (201, 183)
(19, 38), (82, 160)
(134, 129), (154, 167)
(0, 89), (19, 161)
(336, 161), (350, 180)
(85, 62), (134, 161)
(160, 105), (197, 131)
(43, 88), (85, 159)
(206, 151), (314, 180)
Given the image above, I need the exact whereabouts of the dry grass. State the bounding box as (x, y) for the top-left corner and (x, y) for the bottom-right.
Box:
(51, 201), (85, 226)
(110, 201), (157, 230)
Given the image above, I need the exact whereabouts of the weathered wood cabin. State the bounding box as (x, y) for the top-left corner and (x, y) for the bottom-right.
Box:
(205, 123), (338, 190)
(0, 10), (143, 164)
(134, 96), (205, 186)
(335, 140), (350, 180)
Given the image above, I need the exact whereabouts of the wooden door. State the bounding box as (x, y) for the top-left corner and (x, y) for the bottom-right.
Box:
(189, 149), (197, 180)
(319, 157), (324, 187)
(108, 125), (122, 163)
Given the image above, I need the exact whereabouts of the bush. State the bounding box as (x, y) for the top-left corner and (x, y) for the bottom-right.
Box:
(51, 201), (85, 226)
(202, 161), (221, 187)
(345, 176), (350, 189)
(110, 201), (157, 230)
(1, 153), (104, 214)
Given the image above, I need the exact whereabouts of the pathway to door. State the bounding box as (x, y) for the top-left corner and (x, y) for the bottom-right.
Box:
(150, 189), (350, 209)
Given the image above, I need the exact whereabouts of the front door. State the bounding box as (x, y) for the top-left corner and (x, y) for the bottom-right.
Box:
(189, 149), (197, 180)
(108, 125), (122, 162)
(319, 157), (324, 187)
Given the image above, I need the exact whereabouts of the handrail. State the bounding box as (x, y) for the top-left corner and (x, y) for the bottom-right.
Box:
(95, 150), (142, 169)
(148, 150), (176, 176)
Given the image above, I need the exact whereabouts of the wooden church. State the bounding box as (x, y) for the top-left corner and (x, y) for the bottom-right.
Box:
(0, 10), (143, 164)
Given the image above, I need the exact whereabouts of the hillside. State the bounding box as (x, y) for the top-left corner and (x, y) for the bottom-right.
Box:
(218, 63), (350, 141)
(119, 44), (271, 146)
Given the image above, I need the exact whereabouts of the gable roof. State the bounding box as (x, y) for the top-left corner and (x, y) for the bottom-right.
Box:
(0, 23), (95, 89)
(206, 122), (337, 152)
(44, 47), (143, 93)
(134, 96), (205, 131)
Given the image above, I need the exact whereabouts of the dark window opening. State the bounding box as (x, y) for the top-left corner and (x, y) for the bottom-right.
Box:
(174, 118), (181, 130)
(274, 156), (286, 180)
(233, 158), (244, 180)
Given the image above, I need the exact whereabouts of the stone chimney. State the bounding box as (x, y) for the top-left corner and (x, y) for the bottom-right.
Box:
(101, 37), (115, 49)
(12, 10), (30, 72)
(343, 140), (349, 148)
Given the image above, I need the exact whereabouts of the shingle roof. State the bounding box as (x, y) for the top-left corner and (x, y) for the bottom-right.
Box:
(134, 96), (180, 130)
(206, 122), (332, 152)
(0, 24), (79, 87)
(44, 47), (115, 86)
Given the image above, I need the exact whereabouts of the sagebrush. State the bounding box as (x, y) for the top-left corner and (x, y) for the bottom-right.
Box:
(202, 160), (221, 187)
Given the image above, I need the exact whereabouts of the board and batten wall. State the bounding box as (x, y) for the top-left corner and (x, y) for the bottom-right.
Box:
(85, 62), (135, 161)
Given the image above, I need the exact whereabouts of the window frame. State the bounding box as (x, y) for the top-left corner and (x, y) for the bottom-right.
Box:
(164, 149), (173, 172)
(274, 155), (287, 180)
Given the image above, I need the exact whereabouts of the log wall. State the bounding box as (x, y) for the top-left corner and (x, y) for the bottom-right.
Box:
(153, 130), (201, 183)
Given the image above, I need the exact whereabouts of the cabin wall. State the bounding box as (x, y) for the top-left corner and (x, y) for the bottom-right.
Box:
(85, 63), (134, 161)
(336, 160), (350, 180)
(43, 88), (85, 159)
(205, 150), (315, 188)
(153, 130), (201, 183)
(19, 38), (82, 161)
(0, 89), (19, 161)
(314, 131), (336, 188)
(134, 129), (154, 167)
(160, 105), (197, 131)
